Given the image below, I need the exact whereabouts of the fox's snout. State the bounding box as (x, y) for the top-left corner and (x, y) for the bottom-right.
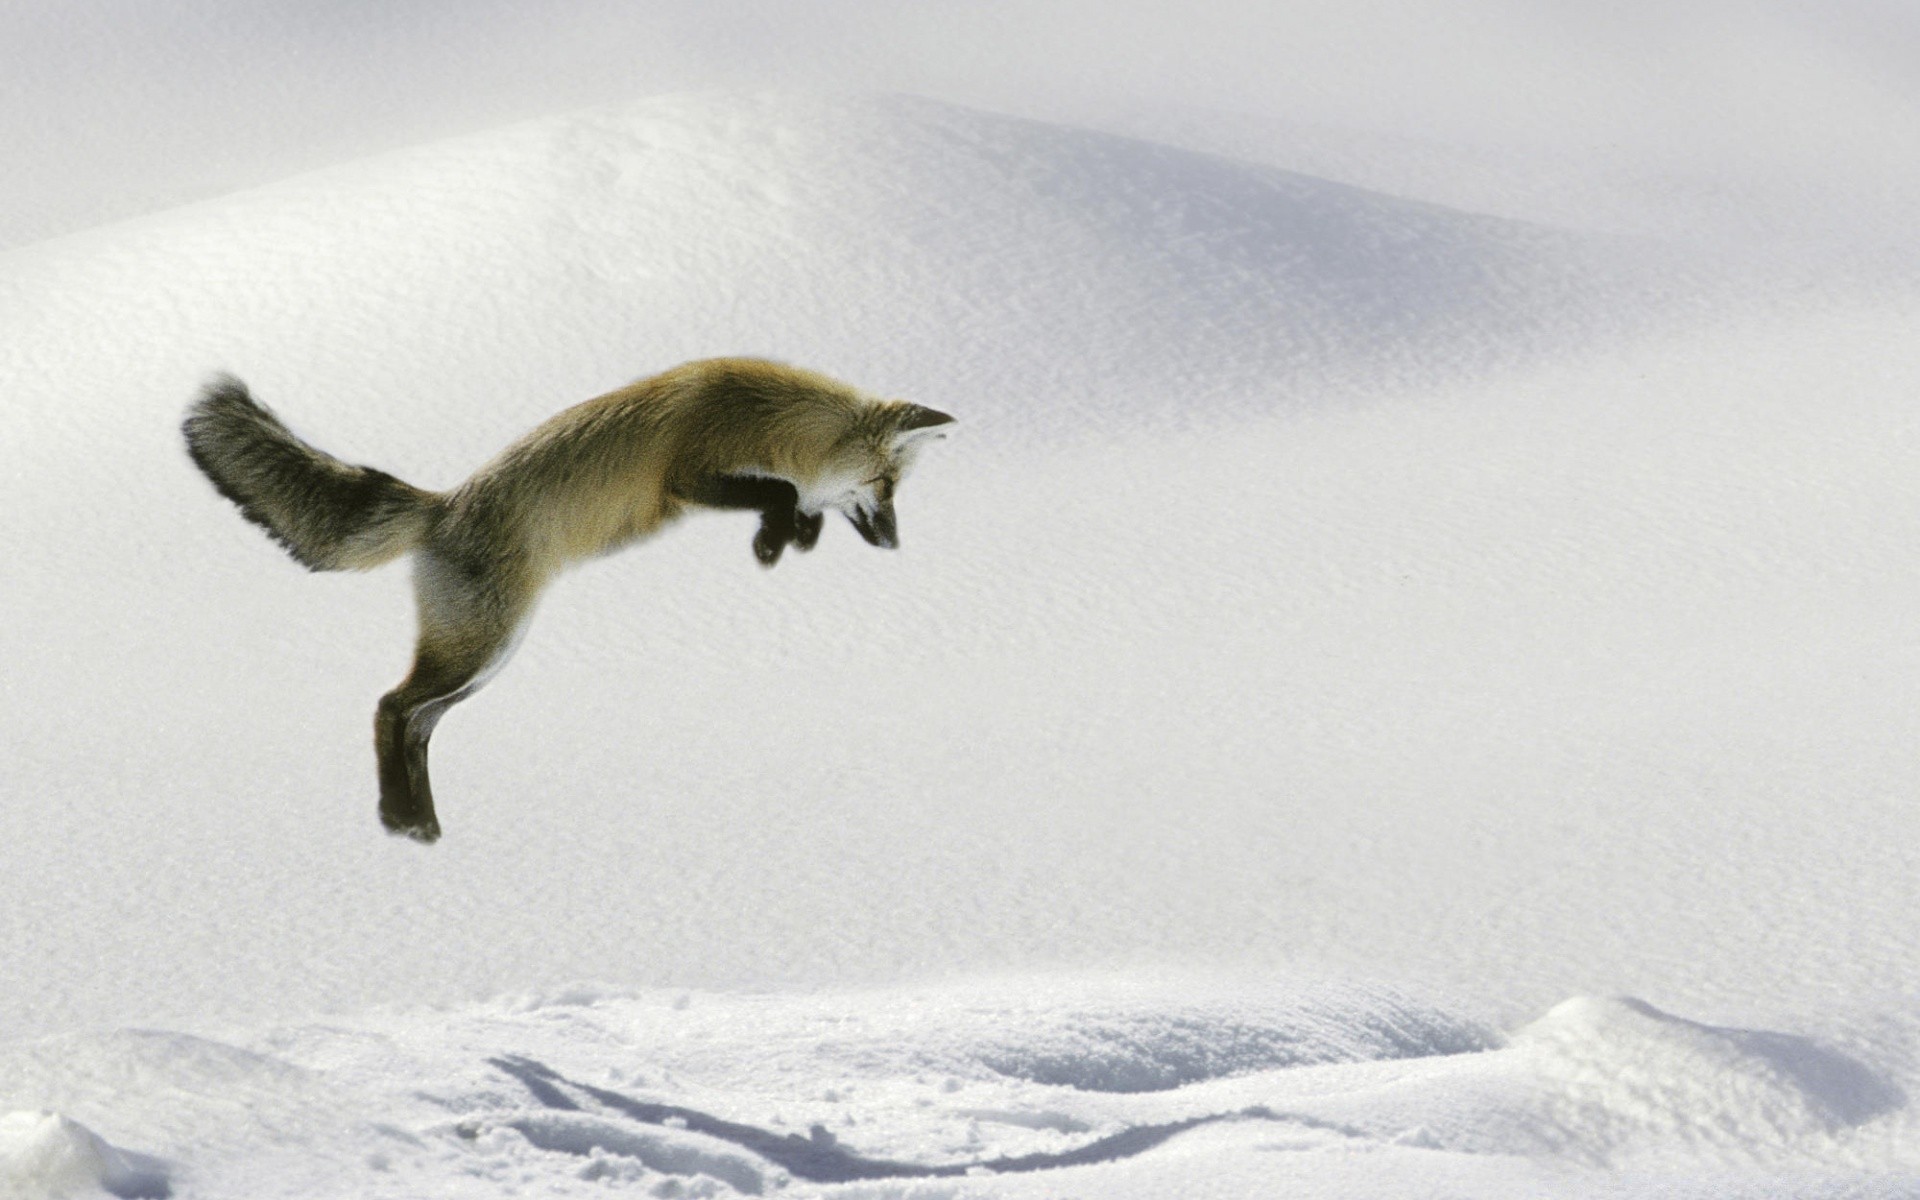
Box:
(848, 499), (898, 549)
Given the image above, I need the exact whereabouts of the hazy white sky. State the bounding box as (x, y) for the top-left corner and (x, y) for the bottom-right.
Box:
(4, 0), (1917, 247)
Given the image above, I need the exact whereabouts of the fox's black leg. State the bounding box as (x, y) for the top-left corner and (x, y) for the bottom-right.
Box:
(675, 473), (809, 567)
(376, 556), (530, 843)
(752, 503), (798, 566)
(792, 508), (822, 551)
(376, 650), (493, 843)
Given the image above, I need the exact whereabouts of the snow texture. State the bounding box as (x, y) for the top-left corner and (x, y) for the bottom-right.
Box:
(0, 1111), (169, 1200)
(7, 981), (1920, 1197)
(5, 14), (1920, 1196)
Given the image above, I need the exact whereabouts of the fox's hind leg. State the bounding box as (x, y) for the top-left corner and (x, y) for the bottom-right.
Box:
(376, 649), (493, 843)
(376, 552), (534, 842)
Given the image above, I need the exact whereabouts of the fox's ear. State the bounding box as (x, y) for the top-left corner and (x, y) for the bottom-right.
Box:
(891, 404), (955, 448)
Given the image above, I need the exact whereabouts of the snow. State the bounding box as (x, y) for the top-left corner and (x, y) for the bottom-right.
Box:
(0, 1111), (168, 1200)
(5, 4), (1920, 1196)
(6, 980), (1920, 1197)
(1513, 996), (1909, 1163)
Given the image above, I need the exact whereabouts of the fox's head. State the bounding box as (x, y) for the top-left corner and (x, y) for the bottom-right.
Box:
(808, 401), (955, 549)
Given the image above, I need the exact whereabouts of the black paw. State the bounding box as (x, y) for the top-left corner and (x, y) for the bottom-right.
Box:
(381, 809), (441, 844)
(753, 523), (789, 566)
(755, 504), (802, 566)
(793, 509), (822, 551)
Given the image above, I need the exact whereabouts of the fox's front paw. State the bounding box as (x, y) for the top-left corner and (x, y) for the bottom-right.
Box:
(793, 509), (822, 551)
(753, 523), (789, 566)
(756, 505), (801, 566)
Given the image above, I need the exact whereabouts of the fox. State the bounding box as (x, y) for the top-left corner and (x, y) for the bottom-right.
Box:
(182, 357), (954, 844)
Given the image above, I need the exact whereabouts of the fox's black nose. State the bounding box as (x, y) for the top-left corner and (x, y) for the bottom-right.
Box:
(849, 502), (897, 549)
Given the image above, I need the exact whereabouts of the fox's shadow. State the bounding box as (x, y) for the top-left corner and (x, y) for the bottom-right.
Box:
(486, 1055), (1290, 1184)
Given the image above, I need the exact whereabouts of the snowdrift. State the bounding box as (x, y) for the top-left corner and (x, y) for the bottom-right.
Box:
(4, 981), (1918, 1198)
(0, 1110), (168, 1199)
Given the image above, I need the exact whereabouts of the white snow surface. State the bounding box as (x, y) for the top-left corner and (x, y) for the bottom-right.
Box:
(9, 978), (1920, 1199)
(5, 83), (1920, 1197)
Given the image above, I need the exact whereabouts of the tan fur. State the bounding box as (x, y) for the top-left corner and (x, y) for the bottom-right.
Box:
(460, 360), (873, 578)
(184, 357), (954, 843)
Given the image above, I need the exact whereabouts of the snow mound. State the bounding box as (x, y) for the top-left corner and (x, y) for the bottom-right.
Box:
(1514, 996), (1906, 1165)
(959, 989), (1492, 1092)
(0, 91), (1674, 492)
(0, 1111), (169, 1200)
(468, 978), (1496, 1097)
(0, 1029), (330, 1133)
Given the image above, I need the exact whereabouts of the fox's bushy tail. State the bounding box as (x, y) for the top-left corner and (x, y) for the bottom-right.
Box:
(183, 376), (437, 571)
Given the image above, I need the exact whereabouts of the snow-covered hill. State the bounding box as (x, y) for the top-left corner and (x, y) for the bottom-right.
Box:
(5, 90), (1920, 1196)
(0, 92), (1677, 465)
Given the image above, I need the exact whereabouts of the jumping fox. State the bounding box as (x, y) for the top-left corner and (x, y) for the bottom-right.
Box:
(182, 358), (954, 843)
